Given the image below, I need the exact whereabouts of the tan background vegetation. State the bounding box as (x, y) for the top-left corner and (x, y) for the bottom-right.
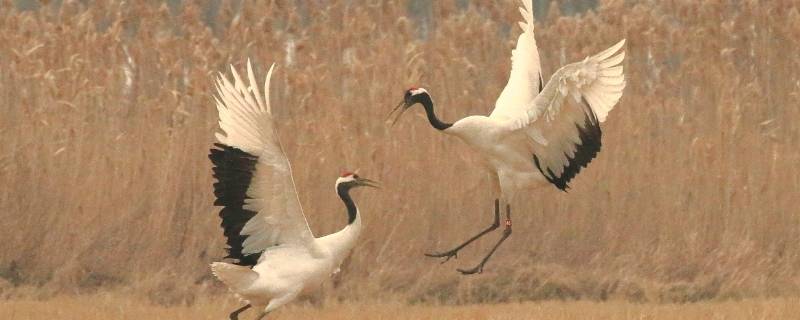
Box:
(1, 0), (799, 308)
(3, 293), (799, 319)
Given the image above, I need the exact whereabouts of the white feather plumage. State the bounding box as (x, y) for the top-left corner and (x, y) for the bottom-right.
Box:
(400, 0), (627, 274)
(211, 62), (367, 317)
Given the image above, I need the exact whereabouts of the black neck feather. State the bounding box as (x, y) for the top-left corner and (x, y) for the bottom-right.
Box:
(419, 94), (452, 131)
(337, 184), (358, 225)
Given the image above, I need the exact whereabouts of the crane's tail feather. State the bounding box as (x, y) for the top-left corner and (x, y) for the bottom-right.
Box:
(211, 262), (258, 295)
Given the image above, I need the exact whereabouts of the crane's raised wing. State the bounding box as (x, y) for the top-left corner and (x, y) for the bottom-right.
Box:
(490, 0), (543, 120)
(501, 40), (626, 190)
(209, 61), (319, 267)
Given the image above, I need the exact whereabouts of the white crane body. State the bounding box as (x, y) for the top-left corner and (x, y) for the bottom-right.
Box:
(446, 116), (551, 199)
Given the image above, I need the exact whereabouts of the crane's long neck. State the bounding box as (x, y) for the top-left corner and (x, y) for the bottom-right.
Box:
(337, 185), (359, 225)
(325, 184), (362, 260)
(418, 94), (452, 131)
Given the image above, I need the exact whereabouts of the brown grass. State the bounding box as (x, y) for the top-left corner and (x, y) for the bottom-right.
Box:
(1, 0), (800, 306)
(2, 294), (799, 320)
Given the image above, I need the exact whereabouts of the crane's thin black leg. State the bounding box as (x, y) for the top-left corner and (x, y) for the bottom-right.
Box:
(425, 199), (501, 263)
(457, 204), (512, 275)
(229, 304), (251, 320)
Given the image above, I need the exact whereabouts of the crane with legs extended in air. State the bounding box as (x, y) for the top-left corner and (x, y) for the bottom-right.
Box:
(209, 61), (378, 319)
(389, 0), (626, 274)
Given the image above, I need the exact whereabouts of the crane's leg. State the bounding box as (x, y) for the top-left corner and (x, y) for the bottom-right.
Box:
(425, 199), (501, 263)
(457, 203), (512, 275)
(228, 304), (251, 320)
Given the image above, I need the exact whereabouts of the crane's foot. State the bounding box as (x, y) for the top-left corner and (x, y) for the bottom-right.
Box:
(456, 205), (512, 275)
(456, 263), (484, 275)
(424, 249), (459, 263)
(424, 199), (501, 264)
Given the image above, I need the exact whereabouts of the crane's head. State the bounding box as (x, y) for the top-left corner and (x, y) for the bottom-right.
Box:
(335, 170), (379, 193)
(387, 87), (430, 126)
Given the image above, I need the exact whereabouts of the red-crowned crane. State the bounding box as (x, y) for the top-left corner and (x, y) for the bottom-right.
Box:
(209, 61), (378, 319)
(389, 0), (626, 274)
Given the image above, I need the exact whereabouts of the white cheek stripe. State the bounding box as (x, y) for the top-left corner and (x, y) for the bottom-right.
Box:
(334, 175), (356, 192)
(410, 88), (428, 96)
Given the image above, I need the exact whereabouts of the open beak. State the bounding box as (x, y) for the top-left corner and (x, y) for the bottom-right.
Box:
(386, 100), (410, 127)
(356, 177), (380, 189)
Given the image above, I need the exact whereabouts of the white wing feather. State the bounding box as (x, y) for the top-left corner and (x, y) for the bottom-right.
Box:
(214, 61), (319, 256)
(504, 39), (626, 132)
(498, 39), (626, 187)
(490, 0), (542, 120)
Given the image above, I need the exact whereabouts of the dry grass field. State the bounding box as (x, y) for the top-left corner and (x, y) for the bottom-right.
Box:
(2, 0), (800, 317)
(2, 293), (800, 320)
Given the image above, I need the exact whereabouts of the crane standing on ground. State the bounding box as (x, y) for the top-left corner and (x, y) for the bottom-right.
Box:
(209, 61), (378, 319)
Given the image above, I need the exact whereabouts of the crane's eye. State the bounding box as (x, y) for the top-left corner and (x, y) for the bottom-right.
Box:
(353, 174), (360, 179)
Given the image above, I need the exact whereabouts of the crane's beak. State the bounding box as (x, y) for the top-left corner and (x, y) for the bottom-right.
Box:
(386, 100), (410, 127)
(356, 177), (380, 189)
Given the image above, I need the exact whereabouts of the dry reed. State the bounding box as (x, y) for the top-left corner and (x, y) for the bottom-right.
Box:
(1, 0), (799, 305)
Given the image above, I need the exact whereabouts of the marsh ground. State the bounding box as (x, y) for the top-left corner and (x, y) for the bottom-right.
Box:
(3, 294), (799, 320)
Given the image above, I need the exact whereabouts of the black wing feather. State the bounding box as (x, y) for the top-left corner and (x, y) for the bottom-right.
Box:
(533, 97), (602, 191)
(209, 143), (262, 267)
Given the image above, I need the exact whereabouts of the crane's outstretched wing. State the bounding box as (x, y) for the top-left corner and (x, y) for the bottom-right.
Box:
(501, 39), (626, 190)
(490, 0), (543, 120)
(209, 61), (319, 267)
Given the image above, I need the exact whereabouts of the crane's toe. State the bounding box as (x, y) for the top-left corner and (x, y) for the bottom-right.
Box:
(456, 265), (483, 275)
(424, 250), (458, 263)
